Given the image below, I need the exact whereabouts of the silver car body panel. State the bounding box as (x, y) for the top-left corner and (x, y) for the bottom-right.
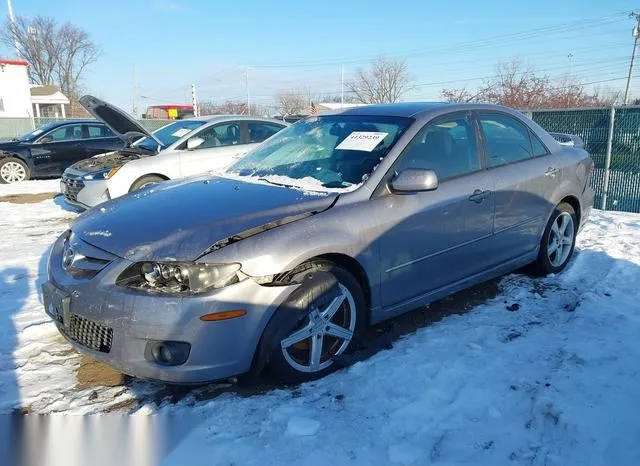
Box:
(46, 102), (595, 383)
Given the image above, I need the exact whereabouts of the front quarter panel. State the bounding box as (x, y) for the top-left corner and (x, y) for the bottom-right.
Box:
(199, 196), (383, 308)
(106, 154), (178, 198)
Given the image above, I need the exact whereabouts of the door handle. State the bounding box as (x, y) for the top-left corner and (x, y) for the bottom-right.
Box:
(469, 189), (489, 203)
(545, 167), (559, 177)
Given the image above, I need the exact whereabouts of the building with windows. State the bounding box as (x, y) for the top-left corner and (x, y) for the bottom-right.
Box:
(29, 85), (70, 118)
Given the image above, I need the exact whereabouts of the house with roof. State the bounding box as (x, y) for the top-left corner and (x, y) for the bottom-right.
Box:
(30, 84), (70, 118)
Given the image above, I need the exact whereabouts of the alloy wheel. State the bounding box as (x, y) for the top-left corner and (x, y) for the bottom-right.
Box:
(0, 161), (27, 183)
(280, 284), (356, 373)
(548, 212), (575, 267)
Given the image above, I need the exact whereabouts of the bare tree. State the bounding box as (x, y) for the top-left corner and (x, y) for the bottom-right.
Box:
(347, 57), (414, 104)
(1, 15), (100, 109)
(277, 90), (307, 116)
(441, 59), (616, 109)
(198, 100), (264, 116)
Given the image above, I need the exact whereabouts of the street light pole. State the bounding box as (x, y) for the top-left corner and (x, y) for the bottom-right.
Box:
(623, 12), (640, 105)
(6, 0), (21, 58)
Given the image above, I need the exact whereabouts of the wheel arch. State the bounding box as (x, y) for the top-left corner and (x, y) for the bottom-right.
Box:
(128, 173), (171, 192)
(311, 253), (372, 311)
(559, 195), (581, 225)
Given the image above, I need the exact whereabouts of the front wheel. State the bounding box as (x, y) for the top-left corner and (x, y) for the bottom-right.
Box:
(265, 261), (366, 384)
(0, 157), (30, 184)
(129, 175), (165, 192)
(530, 202), (577, 275)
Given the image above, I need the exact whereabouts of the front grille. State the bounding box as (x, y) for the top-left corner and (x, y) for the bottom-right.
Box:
(62, 177), (85, 202)
(65, 313), (113, 353)
(63, 234), (115, 279)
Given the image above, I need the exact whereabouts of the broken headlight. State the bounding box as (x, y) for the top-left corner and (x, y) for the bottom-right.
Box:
(119, 262), (242, 294)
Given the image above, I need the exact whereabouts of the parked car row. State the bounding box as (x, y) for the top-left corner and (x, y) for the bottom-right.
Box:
(42, 101), (594, 385)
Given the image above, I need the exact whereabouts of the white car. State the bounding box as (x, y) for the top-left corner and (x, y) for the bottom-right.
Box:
(61, 95), (288, 209)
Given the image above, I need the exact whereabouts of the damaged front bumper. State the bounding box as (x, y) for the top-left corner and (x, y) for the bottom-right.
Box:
(44, 233), (297, 384)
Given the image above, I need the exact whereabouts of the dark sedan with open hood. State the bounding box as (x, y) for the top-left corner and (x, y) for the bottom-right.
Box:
(43, 102), (594, 384)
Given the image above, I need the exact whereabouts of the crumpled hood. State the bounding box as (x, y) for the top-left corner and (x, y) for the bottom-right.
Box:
(71, 176), (337, 261)
(68, 150), (149, 174)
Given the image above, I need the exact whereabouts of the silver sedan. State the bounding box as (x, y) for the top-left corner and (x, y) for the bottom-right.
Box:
(43, 102), (594, 384)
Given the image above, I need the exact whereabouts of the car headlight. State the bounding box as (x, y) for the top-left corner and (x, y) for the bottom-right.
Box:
(118, 262), (242, 294)
(83, 166), (121, 181)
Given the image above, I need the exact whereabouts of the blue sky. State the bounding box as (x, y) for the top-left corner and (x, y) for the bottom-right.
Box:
(1, 0), (638, 113)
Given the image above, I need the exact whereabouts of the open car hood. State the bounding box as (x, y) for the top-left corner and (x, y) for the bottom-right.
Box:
(79, 95), (164, 148)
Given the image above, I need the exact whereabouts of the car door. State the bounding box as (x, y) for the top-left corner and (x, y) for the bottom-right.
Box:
(375, 111), (495, 308)
(84, 123), (123, 157)
(243, 121), (286, 156)
(477, 111), (558, 264)
(178, 122), (245, 177)
(30, 123), (86, 177)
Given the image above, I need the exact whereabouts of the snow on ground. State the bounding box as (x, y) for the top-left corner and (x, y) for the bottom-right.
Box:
(1, 181), (640, 465)
(0, 179), (60, 196)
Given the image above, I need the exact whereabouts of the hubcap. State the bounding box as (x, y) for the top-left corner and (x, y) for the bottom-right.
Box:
(548, 212), (575, 267)
(0, 161), (26, 183)
(280, 283), (356, 373)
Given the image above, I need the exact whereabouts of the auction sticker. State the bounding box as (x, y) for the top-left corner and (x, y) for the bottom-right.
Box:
(172, 128), (192, 138)
(336, 132), (388, 152)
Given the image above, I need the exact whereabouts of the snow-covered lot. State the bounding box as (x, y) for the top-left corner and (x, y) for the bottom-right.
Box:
(1, 181), (639, 465)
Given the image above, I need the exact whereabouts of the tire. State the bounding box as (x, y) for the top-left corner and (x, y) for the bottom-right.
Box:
(530, 202), (577, 275)
(129, 175), (165, 192)
(0, 157), (30, 184)
(264, 261), (366, 384)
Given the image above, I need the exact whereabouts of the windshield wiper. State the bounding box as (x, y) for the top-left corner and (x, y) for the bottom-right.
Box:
(257, 177), (293, 188)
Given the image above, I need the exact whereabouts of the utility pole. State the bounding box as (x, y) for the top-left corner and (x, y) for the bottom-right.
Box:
(341, 64), (344, 105)
(623, 11), (640, 105)
(6, 0), (21, 58)
(245, 67), (251, 115)
(132, 66), (139, 118)
(191, 83), (199, 117)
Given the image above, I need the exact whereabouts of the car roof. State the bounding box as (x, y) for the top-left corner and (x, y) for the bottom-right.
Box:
(186, 115), (287, 124)
(330, 102), (522, 119)
(44, 119), (106, 126)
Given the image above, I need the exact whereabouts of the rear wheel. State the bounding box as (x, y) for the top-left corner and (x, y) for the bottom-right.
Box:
(0, 157), (30, 183)
(265, 261), (366, 384)
(129, 175), (165, 192)
(530, 202), (577, 275)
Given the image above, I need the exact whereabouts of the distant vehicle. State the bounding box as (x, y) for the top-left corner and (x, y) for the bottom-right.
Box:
(144, 104), (194, 120)
(45, 102), (594, 385)
(60, 95), (288, 209)
(0, 120), (124, 183)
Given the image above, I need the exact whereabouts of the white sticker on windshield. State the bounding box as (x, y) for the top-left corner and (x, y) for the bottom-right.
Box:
(335, 131), (388, 152)
(171, 128), (191, 138)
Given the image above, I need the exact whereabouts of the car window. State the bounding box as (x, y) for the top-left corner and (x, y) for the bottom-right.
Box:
(43, 124), (84, 142)
(194, 123), (242, 149)
(530, 131), (549, 157)
(248, 122), (284, 143)
(395, 113), (480, 180)
(86, 124), (115, 139)
(479, 113), (534, 167)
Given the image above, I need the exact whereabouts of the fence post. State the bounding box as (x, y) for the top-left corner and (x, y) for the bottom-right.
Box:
(601, 106), (616, 210)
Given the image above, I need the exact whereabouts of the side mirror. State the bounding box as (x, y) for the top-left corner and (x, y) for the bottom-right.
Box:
(38, 135), (53, 144)
(390, 168), (439, 193)
(186, 136), (205, 150)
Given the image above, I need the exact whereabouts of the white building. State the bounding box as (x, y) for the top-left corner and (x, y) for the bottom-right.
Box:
(0, 59), (33, 118)
(30, 85), (69, 118)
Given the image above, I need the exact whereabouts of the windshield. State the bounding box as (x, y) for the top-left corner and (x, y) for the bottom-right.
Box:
(226, 115), (412, 189)
(133, 119), (205, 151)
(15, 122), (60, 142)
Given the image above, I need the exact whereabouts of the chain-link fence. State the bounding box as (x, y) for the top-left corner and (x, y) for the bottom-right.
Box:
(0, 117), (172, 140)
(528, 106), (640, 213)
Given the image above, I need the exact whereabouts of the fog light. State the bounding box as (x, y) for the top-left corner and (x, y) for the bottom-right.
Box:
(144, 341), (191, 366)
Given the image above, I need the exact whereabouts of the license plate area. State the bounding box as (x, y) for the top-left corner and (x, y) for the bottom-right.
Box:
(42, 282), (70, 326)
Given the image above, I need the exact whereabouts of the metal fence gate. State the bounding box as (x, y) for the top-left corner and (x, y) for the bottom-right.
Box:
(529, 106), (640, 213)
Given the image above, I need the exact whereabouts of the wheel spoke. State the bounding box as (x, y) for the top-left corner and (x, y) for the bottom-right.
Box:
(280, 323), (314, 349)
(325, 322), (353, 341)
(309, 333), (324, 370)
(559, 215), (569, 235)
(548, 241), (559, 254)
(562, 236), (572, 245)
(551, 222), (560, 239)
(320, 291), (346, 321)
